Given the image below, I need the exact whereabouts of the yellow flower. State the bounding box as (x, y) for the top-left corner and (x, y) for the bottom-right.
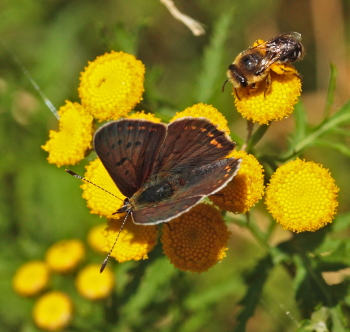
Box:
(265, 159), (339, 232)
(234, 64), (301, 125)
(45, 239), (85, 273)
(161, 204), (230, 273)
(79, 51), (145, 121)
(12, 261), (50, 297)
(75, 264), (114, 300)
(210, 151), (264, 213)
(105, 216), (158, 263)
(41, 101), (93, 167)
(81, 158), (125, 218)
(127, 111), (161, 122)
(87, 224), (107, 253)
(33, 291), (73, 331)
(170, 103), (230, 134)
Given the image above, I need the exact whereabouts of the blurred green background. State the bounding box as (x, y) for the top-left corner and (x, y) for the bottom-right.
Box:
(1, 0), (350, 331)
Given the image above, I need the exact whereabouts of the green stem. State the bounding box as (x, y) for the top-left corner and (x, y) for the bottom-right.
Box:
(246, 124), (270, 153)
(294, 113), (350, 152)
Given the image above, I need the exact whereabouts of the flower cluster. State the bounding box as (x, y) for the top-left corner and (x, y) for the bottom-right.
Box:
(265, 159), (339, 232)
(232, 39), (302, 125)
(42, 51), (145, 167)
(41, 45), (339, 280)
(12, 225), (114, 331)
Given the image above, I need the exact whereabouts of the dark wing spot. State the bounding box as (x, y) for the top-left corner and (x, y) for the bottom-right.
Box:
(125, 170), (129, 176)
(118, 139), (122, 145)
(106, 151), (111, 157)
(135, 141), (142, 147)
(111, 144), (115, 149)
(126, 142), (132, 149)
(116, 157), (127, 167)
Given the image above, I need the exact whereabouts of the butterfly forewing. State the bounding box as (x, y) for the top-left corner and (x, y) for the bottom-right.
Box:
(94, 119), (166, 197)
(151, 118), (235, 177)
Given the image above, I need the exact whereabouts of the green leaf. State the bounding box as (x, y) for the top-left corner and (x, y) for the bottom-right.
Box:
(233, 255), (274, 332)
(185, 277), (242, 311)
(292, 100), (350, 155)
(313, 139), (350, 157)
(293, 253), (335, 318)
(323, 63), (337, 120)
(316, 241), (350, 267)
(180, 311), (212, 332)
(331, 211), (350, 232)
(120, 257), (178, 324)
(195, 9), (235, 103)
(329, 304), (349, 332)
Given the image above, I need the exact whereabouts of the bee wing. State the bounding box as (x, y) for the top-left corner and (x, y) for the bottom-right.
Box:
(253, 54), (280, 76)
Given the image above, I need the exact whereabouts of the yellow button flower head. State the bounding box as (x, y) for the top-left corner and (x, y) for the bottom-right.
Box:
(76, 264), (114, 300)
(81, 158), (125, 218)
(41, 101), (93, 167)
(45, 239), (85, 273)
(105, 217), (158, 262)
(87, 223), (107, 253)
(265, 159), (339, 232)
(210, 150), (264, 214)
(231, 37), (302, 125)
(161, 204), (230, 273)
(127, 110), (161, 123)
(12, 261), (50, 297)
(79, 51), (145, 121)
(170, 103), (230, 134)
(234, 65), (301, 125)
(33, 291), (73, 331)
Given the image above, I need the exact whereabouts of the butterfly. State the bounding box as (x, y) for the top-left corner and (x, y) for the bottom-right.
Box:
(94, 117), (241, 225)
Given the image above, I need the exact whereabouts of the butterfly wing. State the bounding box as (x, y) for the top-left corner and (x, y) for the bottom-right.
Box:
(151, 117), (235, 177)
(132, 196), (203, 225)
(173, 157), (241, 199)
(94, 119), (166, 198)
(131, 157), (241, 225)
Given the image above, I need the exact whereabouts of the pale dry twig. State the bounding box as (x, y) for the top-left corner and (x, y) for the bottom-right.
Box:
(160, 0), (205, 36)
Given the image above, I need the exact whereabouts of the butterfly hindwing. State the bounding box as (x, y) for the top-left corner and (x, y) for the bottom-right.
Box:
(151, 117), (235, 177)
(94, 119), (166, 197)
(131, 196), (203, 225)
(173, 157), (241, 199)
(131, 157), (241, 225)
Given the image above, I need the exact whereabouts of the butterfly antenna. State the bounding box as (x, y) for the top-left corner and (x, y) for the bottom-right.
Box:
(65, 169), (124, 202)
(100, 210), (131, 273)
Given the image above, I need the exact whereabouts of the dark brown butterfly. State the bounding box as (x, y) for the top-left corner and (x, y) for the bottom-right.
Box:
(94, 117), (241, 225)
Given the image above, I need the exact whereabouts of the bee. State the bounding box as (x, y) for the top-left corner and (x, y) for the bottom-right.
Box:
(223, 32), (304, 98)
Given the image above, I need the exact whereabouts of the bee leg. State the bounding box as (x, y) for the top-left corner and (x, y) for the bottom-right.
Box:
(234, 87), (241, 101)
(264, 74), (271, 98)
